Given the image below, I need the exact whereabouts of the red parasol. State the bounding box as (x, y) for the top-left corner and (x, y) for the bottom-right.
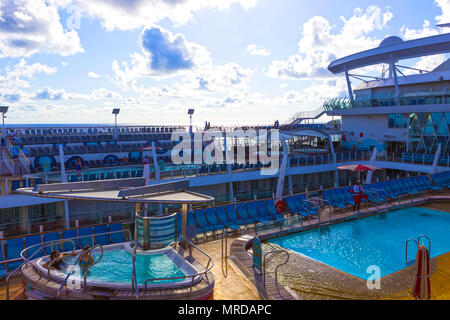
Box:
(140, 146), (163, 151)
(337, 164), (380, 172)
(412, 245), (431, 300)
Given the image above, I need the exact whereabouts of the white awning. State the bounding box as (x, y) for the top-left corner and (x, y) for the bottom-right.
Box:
(0, 194), (64, 210)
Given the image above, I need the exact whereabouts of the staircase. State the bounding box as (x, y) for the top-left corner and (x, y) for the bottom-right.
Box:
(1, 141), (31, 175)
(285, 107), (326, 125)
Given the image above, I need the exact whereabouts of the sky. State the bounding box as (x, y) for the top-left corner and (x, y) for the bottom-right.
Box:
(0, 0), (449, 126)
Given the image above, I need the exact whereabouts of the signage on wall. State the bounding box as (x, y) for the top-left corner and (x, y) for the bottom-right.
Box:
(252, 236), (262, 274)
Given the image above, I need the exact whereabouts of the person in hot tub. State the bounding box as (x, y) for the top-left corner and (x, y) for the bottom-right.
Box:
(43, 250), (76, 271)
(79, 245), (95, 275)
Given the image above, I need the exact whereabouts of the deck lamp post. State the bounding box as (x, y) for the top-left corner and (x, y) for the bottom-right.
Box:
(187, 108), (194, 134)
(0, 106), (9, 146)
(187, 109), (195, 164)
(112, 108), (120, 140)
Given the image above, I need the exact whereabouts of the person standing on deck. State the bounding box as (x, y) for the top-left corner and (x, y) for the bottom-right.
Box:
(353, 180), (364, 213)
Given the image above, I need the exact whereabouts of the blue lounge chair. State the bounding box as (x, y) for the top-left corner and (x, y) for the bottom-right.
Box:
(246, 202), (271, 223)
(109, 223), (125, 243)
(43, 232), (61, 254)
(236, 203), (256, 224)
(204, 207), (226, 231)
(225, 205), (247, 227)
(5, 238), (25, 271)
(78, 227), (94, 248)
(24, 235), (43, 259)
(93, 225), (110, 245)
(62, 229), (79, 251)
(257, 201), (284, 221)
(193, 209), (216, 235)
(215, 207), (240, 231)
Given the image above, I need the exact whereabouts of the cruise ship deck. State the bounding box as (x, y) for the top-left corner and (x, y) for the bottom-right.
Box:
(0, 28), (450, 302)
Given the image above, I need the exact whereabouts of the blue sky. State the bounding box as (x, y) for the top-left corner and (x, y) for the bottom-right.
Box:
(0, 0), (448, 126)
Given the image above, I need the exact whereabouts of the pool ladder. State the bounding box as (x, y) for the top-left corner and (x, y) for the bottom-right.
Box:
(405, 235), (431, 265)
(263, 249), (290, 287)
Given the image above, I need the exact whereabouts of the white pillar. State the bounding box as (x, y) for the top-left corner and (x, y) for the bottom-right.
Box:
(344, 66), (354, 102)
(59, 144), (67, 183)
(365, 147), (378, 185)
(431, 143), (442, 174)
(151, 141), (160, 182)
(64, 200), (70, 229)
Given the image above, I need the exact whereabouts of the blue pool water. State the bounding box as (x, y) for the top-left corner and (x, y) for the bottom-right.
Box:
(269, 207), (450, 280)
(63, 249), (186, 284)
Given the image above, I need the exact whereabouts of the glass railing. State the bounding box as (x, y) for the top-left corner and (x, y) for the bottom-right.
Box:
(324, 91), (450, 111)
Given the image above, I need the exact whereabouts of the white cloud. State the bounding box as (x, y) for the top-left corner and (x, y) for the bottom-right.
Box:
(0, 0), (83, 58)
(435, 0), (450, 24)
(267, 6), (394, 79)
(246, 44), (270, 56)
(72, 0), (258, 31)
(88, 71), (101, 78)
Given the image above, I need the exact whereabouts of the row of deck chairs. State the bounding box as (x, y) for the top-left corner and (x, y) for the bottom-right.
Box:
(323, 176), (444, 209)
(177, 200), (286, 240)
(0, 223), (128, 276)
(284, 194), (319, 217)
(432, 171), (450, 188)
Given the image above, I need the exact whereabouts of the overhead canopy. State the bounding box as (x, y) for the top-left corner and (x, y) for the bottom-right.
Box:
(0, 194), (63, 210)
(328, 33), (450, 74)
(17, 179), (214, 204)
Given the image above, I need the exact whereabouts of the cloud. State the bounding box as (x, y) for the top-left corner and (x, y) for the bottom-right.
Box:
(435, 0), (450, 24)
(267, 6), (393, 79)
(72, 0), (258, 31)
(31, 87), (66, 100)
(141, 27), (194, 73)
(0, 0), (83, 58)
(88, 71), (101, 78)
(112, 25), (211, 88)
(0, 59), (57, 98)
(246, 44), (270, 56)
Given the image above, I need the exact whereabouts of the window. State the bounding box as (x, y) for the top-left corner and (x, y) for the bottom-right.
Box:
(388, 113), (408, 128)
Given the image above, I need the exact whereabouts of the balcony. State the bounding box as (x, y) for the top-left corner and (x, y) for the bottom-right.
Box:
(324, 89), (450, 112)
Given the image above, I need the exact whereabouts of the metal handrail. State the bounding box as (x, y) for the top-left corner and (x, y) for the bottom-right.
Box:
(82, 244), (104, 290)
(406, 235), (432, 265)
(56, 253), (83, 299)
(221, 228), (228, 278)
(143, 234), (214, 291)
(418, 235), (431, 256)
(263, 249), (289, 287)
(131, 243), (139, 299)
(6, 239), (77, 300)
(406, 238), (418, 265)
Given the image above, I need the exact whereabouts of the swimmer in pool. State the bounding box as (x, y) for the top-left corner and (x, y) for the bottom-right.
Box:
(79, 245), (95, 275)
(43, 250), (76, 271)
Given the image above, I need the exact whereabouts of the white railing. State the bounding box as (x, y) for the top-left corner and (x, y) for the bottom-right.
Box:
(2, 149), (14, 175)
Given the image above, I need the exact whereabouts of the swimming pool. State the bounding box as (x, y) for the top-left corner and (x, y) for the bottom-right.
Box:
(35, 243), (200, 289)
(269, 207), (450, 280)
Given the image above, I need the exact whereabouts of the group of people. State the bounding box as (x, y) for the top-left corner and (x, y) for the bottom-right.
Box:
(43, 245), (95, 275)
(119, 156), (128, 166)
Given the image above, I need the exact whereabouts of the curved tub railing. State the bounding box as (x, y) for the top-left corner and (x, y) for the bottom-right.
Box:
(6, 239), (77, 300)
(82, 244), (104, 290)
(263, 249), (290, 287)
(7, 229), (131, 300)
(56, 253), (83, 299)
(143, 235), (215, 293)
(130, 243), (139, 300)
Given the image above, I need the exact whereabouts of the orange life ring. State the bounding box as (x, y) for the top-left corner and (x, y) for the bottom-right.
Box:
(275, 200), (286, 214)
